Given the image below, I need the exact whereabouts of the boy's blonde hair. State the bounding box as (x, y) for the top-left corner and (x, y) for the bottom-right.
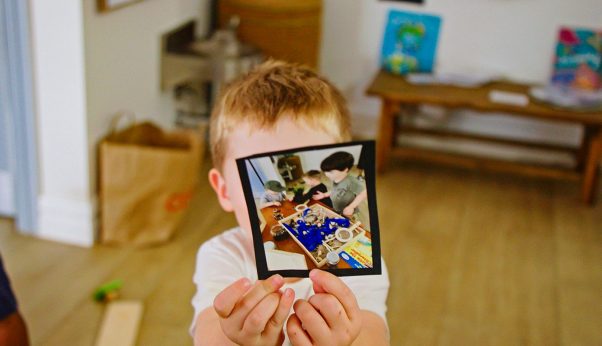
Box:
(209, 60), (352, 170)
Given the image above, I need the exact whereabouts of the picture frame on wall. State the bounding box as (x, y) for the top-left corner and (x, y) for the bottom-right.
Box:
(97, 0), (145, 13)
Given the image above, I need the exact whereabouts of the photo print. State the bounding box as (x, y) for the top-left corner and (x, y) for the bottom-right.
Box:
(236, 141), (382, 279)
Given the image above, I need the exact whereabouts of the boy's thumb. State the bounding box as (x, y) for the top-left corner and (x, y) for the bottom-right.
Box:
(309, 269), (327, 294)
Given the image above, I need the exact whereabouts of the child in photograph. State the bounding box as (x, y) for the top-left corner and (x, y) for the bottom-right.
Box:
(315, 151), (368, 221)
(292, 170), (333, 208)
(259, 180), (286, 209)
(191, 61), (389, 345)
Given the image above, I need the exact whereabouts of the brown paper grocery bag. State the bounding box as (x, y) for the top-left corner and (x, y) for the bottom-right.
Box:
(98, 115), (202, 246)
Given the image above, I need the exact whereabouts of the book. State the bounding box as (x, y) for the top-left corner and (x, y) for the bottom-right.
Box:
(551, 27), (602, 91)
(340, 235), (373, 269)
(380, 10), (442, 75)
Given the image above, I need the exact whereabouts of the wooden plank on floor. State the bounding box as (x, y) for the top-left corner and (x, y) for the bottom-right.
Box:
(95, 301), (144, 346)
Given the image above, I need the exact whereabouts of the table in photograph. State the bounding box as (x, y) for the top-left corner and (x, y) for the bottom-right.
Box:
(260, 200), (372, 270)
(367, 70), (602, 205)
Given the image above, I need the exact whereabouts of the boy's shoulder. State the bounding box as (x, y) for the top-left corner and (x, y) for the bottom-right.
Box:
(197, 227), (253, 262)
(195, 227), (258, 280)
(335, 174), (362, 188)
(345, 174), (362, 183)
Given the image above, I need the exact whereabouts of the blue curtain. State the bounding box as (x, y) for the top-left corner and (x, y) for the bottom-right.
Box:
(0, 0), (38, 232)
(0, 2), (10, 173)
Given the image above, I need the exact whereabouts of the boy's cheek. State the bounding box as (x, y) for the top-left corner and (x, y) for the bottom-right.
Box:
(227, 183), (252, 232)
(229, 178), (253, 231)
(219, 160), (252, 229)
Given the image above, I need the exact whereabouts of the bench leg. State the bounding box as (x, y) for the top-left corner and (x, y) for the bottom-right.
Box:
(376, 100), (397, 173)
(581, 126), (602, 205)
(577, 126), (595, 170)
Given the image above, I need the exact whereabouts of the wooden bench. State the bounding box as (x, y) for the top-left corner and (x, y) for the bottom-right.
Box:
(366, 70), (602, 204)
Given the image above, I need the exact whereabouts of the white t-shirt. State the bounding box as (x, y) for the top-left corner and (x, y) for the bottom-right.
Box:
(190, 227), (390, 344)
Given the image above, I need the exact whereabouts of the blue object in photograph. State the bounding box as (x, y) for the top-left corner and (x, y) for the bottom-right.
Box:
(340, 251), (367, 269)
(380, 9), (442, 74)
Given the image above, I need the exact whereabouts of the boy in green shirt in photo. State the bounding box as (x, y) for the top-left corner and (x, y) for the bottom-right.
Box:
(314, 151), (368, 224)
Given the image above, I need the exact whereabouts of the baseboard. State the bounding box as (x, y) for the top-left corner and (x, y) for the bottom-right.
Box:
(37, 194), (96, 247)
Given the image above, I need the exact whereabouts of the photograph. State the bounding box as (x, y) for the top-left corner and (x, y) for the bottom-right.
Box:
(237, 141), (382, 279)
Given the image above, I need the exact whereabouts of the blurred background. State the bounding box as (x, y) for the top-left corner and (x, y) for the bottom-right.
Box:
(0, 0), (601, 345)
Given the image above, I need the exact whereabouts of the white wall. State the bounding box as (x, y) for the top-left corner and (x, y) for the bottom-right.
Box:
(30, 0), (95, 245)
(83, 0), (207, 192)
(28, 0), (208, 246)
(251, 157), (283, 182)
(320, 0), (602, 156)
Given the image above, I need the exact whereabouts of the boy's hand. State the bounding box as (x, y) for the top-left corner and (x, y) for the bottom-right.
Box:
(213, 275), (295, 346)
(342, 206), (354, 217)
(312, 192), (326, 200)
(287, 270), (362, 346)
(274, 201), (282, 207)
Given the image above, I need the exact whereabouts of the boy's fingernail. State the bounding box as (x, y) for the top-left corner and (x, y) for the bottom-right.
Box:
(240, 278), (251, 289)
(309, 269), (319, 280)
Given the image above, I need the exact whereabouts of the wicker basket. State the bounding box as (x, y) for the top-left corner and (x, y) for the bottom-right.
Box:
(218, 0), (322, 68)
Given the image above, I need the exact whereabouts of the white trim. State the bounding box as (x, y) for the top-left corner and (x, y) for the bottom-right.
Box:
(37, 194), (96, 247)
(0, 170), (14, 216)
(31, 0), (91, 239)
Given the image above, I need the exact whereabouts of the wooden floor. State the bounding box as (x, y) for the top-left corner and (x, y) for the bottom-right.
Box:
(1, 161), (601, 345)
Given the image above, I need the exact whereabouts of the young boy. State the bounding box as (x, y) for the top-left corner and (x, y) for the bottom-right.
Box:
(191, 61), (389, 345)
(292, 170), (333, 208)
(315, 151), (368, 221)
(259, 180), (286, 209)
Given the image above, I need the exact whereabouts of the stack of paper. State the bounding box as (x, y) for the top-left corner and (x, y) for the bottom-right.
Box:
(266, 249), (308, 271)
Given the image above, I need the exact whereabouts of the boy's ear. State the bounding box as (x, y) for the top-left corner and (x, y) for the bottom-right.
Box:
(208, 168), (234, 212)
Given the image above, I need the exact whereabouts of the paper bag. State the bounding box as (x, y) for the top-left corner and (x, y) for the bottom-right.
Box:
(98, 115), (202, 246)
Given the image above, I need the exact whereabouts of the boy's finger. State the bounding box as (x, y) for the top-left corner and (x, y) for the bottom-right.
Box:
(242, 292), (280, 335)
(293, 300), (330, 344)
(308, 293), (349, 329)
(263, 288), (295, 337)
(286, 314), (312, 346)
(233, 274), (284, 319)
(309, 269), (359, 321)
(311, 271), (326, 294)
(213, 278), (252, 318)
